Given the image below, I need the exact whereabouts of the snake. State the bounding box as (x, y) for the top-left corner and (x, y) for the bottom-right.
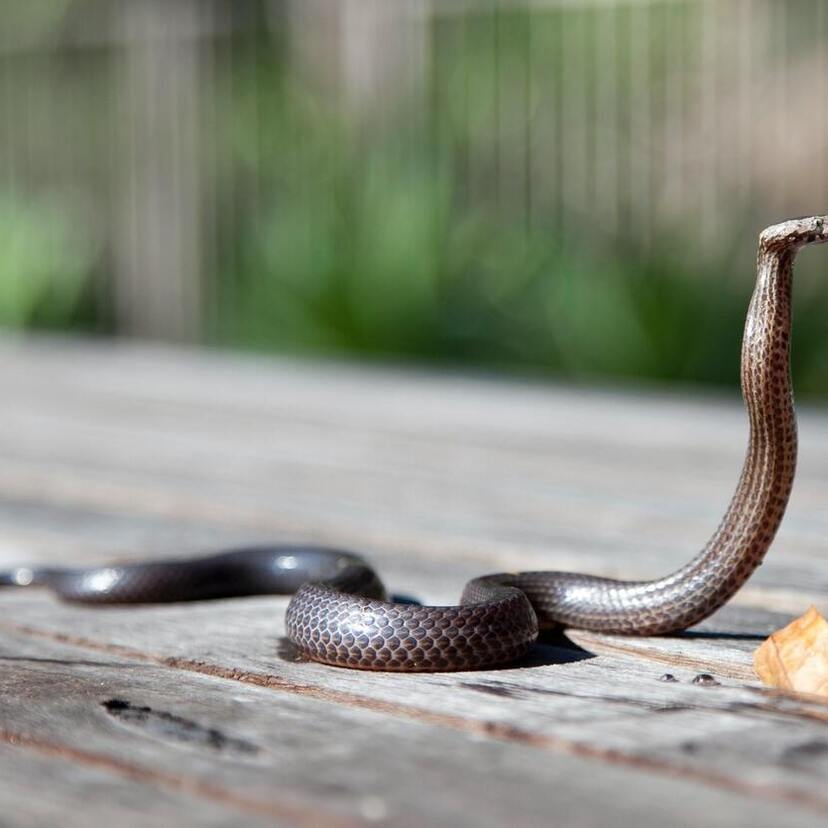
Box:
(1, 216), (824, 671)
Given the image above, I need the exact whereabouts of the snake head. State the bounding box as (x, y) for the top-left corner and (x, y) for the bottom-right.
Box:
(760, 215), (828, 252)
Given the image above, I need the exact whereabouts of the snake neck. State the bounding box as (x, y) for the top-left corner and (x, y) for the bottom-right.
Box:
(690, 244), (797, 580)
(653, 219), (828, 626)
(559, 217), (828, 635)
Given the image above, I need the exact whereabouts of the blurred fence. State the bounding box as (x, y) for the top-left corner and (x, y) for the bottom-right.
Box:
(1, 0), (828, 383)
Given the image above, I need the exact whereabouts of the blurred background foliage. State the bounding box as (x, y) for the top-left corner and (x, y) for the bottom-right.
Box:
(2, 0), (828, 393)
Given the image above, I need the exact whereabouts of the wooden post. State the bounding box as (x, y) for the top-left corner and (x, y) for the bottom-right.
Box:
(111, 0), (207, 342)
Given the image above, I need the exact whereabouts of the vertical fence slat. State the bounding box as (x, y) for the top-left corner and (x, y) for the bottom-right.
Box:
(628, 1), (652, 247)
(560, 6), (588, 233)
(736, 0), (753, 211)
(112, 0), (205, 341)
(592, 2), (619, 237)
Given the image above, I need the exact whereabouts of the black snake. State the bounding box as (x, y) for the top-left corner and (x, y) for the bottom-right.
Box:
(2, 216), (823, 671)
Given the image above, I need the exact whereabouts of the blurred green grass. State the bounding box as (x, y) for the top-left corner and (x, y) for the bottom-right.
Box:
(0, 194), (98, 331)
(213, 24), (828, 396)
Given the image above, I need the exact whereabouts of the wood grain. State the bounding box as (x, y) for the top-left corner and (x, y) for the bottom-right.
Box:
(1, 626), (826, 828)
(2, 337), (828, 826)
(0, 743), (279, 828)
(0, 338), (826, 609)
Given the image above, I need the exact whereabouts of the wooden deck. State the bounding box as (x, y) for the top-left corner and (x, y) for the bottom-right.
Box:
(2, 336), (828, 827)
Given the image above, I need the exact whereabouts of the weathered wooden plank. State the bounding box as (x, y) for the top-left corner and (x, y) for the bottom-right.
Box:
(4, 628), (822, 828)
(0, 491), (796, 672)
(1, 489), (825, 622)
(4, 586), (828, 821)
(3, 337), (828, 826)
(567, 603), (791, 681)
(0, 338), (827, 615)
(0, 485), (810, 651)
(0, 745), (277, 828)
(6, 336), (828, 465)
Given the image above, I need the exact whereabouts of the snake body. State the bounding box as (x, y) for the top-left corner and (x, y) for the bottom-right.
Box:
(2, 217), (825, 670)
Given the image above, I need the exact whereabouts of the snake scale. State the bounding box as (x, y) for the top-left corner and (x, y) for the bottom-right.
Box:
(1, 216), (824, 670)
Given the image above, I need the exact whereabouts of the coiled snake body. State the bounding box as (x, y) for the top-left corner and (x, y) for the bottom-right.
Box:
(2, 217), (825, 670)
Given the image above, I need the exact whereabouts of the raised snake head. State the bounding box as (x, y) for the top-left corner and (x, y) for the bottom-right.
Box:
(760, 215), (828, 252)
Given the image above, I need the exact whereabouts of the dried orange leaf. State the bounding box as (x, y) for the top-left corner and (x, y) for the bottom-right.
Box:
(754, 606), (828, 697)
